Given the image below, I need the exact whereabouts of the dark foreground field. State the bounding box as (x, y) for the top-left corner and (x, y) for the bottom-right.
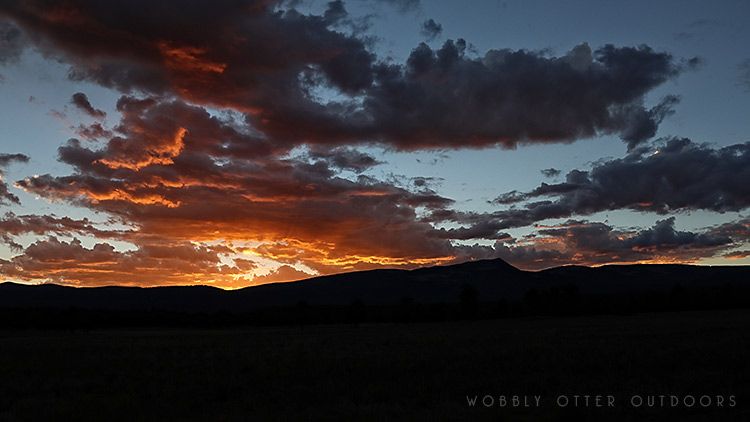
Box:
(1, 310), (749, 421)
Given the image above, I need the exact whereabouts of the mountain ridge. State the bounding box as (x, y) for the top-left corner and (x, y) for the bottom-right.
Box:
(1, 258), (749, 313)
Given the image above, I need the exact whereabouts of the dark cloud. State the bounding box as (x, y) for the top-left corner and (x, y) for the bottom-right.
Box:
(487, 138), (750, 228)
(433, 216), (746, 270)
(625, 217), (730, 249)
(493, 217), (738, 270)
(540, 168), (561, 178)
(307, 146), (383, 173)
(71, 92), (106, 119)
(619, 95), (680, 150)
(347, 41), (690, 150)
(410, 176), (442, 188)
(74, 122), (113, 141)
(1, 2), (692, 150)
(708, 218), (750, 243)
(0, 153), (29, 205)
(0, 21), (24, 64)
(1, 0), (375, 103)
(323, 0), (348, 24)
(0, 182), (20, 206)
(725, 250), (750, 259)
(420, 19), (442, 41)
(0, 153), (28, 167)
(0, 211), (131, 251)
(436, 221), (511, 241)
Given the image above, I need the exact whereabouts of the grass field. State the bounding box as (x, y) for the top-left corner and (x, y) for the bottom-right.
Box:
(1, 310), (749, 421)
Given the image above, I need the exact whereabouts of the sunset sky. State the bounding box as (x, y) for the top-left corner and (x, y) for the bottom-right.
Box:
(1, 0), (749, 288)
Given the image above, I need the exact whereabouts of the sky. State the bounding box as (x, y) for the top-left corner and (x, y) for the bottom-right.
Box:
(0, 0), (749, 288)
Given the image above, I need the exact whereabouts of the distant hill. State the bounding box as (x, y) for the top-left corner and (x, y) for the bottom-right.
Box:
(1, 259), (749, 315)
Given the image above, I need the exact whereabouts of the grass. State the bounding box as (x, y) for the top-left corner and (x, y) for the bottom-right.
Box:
(1, 310), (749, 421)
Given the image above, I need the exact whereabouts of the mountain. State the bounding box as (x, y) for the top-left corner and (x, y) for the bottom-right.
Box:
(1, 259), (749, 314)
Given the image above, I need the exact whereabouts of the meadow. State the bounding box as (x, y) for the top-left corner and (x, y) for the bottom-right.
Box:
(1, 310), (749, 421)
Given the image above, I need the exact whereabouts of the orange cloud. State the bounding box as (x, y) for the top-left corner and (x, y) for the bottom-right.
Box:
(96, 127), (187, 171)
(0, 238), (252, 288)
(158, 42), (227, 74)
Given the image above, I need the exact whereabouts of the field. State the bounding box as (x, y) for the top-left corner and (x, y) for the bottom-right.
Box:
(1, 310), (749, 421)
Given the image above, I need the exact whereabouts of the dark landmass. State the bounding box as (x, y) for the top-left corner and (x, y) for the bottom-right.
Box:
(1, 259), (749, 328)
(2, 261), (749, 420)
(1, 310), (749, 421)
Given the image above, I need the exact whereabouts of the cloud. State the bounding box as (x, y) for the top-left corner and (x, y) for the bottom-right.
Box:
(0, 153), (28, 167)
(0, 153), (29, 205)
(619, 95), (681, 150)
(492, 217), (739, 270)
(74, 122), (113, 141)
(10, 97), (460, 279)
(0, 211), (133, 250)
(250, 264), (313, 284)
(435, 222), (511, 241)
(0, 21), (24, 64)
(307, 146), (383, 173)
(485, 138), (750, 228)
(0, 212), (96, 237)
(540, 168), (561, 178)
(1, 2), (693, 150)
(420, 19), (442, 41)
(0, 237), (250, 287)
(348, 41), (690, 150)
(71, 92), (106, 119)
(1, 0), (375, 103)
(708, 218), (750, 243)
(725, 250), (750, 259)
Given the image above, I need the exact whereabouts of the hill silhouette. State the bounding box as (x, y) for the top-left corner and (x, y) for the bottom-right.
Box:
(1, 259), (748, 318)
